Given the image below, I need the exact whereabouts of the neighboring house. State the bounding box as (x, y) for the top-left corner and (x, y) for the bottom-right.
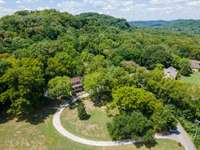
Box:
(71, 77), (83, 96)
(164, 67), (177, 79)
(191, 60), (200, 72)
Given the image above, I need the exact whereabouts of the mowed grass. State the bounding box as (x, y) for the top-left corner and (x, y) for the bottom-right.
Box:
(60, 99), (183, 150)
(61, 100), (112, 140)
(0, 104), (183, 150)
(181, 72), (200, 85)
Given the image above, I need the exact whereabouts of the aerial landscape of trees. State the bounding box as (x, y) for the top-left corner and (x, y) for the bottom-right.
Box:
(0, 9), (200, 148)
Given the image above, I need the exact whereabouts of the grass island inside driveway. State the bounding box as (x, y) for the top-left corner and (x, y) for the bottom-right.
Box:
(61, 100), (112, 141)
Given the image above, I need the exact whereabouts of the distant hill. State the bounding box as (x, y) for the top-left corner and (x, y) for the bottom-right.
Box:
(130, 19), (200, 34)
(77, 12), (131, 30)
(130, 20), (168, 28)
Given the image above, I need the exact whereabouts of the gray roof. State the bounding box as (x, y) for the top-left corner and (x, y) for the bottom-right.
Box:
(191, 60), (200, 69)
(164, 67), (177, 79)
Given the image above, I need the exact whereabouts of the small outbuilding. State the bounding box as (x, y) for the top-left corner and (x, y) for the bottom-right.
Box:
(191, 60), (200, 72)
(164, 67), (177, 79)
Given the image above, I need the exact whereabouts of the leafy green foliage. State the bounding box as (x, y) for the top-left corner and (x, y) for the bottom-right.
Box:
(151, 106), (177, 132)
(78, 12), (130, 30)
(0, 57), (44, 116)
(132, 19), (200, 35)
(107, 112), (154, 142)
(83, 67), (133, 105)
(0, 60), (10, 76)
(84, 70), (111, 105)
(143, 129), (156, 147)
(139, 45), (173, 69)
(0, 9), (75, 41)
(48, 76), (72, 99)
(77, 102), (89, 120)
(112, 86), (161, 116)
(180, 59), (192, 76)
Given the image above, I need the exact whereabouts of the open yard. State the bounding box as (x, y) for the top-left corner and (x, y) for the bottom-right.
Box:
(61, 100), (112, 140)
(181, 72), (200, 85)
(0, 103), (183, 150)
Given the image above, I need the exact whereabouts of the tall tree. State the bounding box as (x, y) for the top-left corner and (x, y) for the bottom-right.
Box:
(0, 57), (45, 116)
(112, 86), (162, 116)
(48, 76), (72, 99)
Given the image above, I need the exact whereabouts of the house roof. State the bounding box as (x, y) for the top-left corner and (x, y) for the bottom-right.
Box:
(191, 60), (200, 69)
(164, 67), (177, 78)
(71, 77), (81, 84)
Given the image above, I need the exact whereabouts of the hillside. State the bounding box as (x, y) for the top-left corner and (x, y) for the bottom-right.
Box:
(131, 19), (200, 34)
(0, 10), (200, 149)
(130, 20), (168, 28)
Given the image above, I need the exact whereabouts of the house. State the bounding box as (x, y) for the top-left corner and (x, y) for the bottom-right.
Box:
(71, 77), (83, 96)
(191, 60), (200, 72)
(164, 67), (177, 79)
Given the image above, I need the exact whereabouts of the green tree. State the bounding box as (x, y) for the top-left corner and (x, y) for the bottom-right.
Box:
(107, 112), (154, 141)
(0, 60), (10, 76)
(85, 55), (110, 73)
(135, 45), (173, 69)
(180, 59), (192, 76)
(151, 106), (177, 132)
(143, 129), (156, 148)
(0, 57), (45, 116)
(54, 51), (81, 76)
(46, 57), (68, 79)
(112, 86), (161, 116)
(8, 97), (31, 116)
(77, 102), (89, 120)
(84, 70), (111, 105)
(48, 76), (72, 99)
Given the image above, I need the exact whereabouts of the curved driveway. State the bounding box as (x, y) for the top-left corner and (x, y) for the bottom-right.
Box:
(53, 106), (137, 146)
(155, 123), (196, 150)
(52, 95), (196, 149)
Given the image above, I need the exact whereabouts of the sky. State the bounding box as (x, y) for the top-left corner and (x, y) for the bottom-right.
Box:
(0, 0), (200, 21)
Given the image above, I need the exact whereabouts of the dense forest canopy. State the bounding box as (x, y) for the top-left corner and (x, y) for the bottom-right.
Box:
(132, 19), (200, 35)
(0, 9), (200, 147)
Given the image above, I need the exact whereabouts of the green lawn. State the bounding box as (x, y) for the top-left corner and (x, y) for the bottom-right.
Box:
(61, 100), (112, 140)
(0, 104), (183, 150)
(181, 72), (200, 85)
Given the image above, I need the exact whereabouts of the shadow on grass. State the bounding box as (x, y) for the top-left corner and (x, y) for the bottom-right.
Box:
(0, 96), (89, 125)
(16, 102), (58, 125)
(0, 102), (14, 124)
(1, 97), (73, 125)
(135, 140), (157, 149)
(24, 96), (86, 125)
(80, 114), (91, 120)
(23, 107), (58, 125)
(68, 100), (91, 121)
(0, 111), (14, 124)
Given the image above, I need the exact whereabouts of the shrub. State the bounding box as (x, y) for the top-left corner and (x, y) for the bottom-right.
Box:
(151, 106), (177, 132)
(143, 129), (156, 147)
(107, 111), (154, 142)
(77, 102), (89, 120)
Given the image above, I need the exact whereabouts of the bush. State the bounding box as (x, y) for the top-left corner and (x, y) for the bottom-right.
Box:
(180, 59), (192, 76)
(107, 111), (154, 142)
(48, 76), (72, 99)
(151, 106), (177, 132)
(77, 102), (89, 120)
(143, 129), (156, 147)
